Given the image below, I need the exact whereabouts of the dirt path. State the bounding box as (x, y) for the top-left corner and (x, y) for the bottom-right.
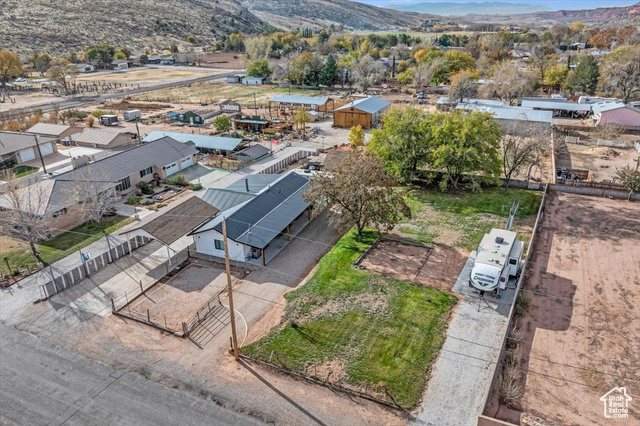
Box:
(490, 193), (640, 424)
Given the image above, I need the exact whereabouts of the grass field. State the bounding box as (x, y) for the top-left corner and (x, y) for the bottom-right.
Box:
(132, 82), (322, 105)
(398, 186), (542, 251)
(242, 228), (457, 409)
(12, 165), (39, 178)
(0, 216), (133, 274)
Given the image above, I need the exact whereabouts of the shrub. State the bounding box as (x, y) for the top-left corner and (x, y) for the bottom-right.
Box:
(189, 183), (203, 191)
(126, 195), (142, 205)
(514, 291), (531, 318)
(91, 109), (115, 118)
(171, 175), (187, 186)
(136, 181), (154, 195)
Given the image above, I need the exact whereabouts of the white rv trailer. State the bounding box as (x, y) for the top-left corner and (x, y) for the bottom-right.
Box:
(469, 228), (523, 295)
(123, 110), (141, 122)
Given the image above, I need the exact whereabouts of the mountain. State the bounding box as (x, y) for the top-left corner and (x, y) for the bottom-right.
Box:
(461, 2), (640, 25)
(386, 2), (550, 16)
(0, 0), (438, 54)
(237, 0), (433, 31)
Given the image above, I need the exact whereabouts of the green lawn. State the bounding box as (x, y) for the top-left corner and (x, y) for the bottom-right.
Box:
(12, 165), (39, 178)
(1, 216), (134, 274)
(242, 229), (457, 409)
(399, 186), (542, 251)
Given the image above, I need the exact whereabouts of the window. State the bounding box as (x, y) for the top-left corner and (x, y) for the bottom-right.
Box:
(140, 167), (153, 178)
(115, 176), (131, 192)
(214, 240), (224, 250)
(509, 259), (517, 265)
(52, 208), (67, 218)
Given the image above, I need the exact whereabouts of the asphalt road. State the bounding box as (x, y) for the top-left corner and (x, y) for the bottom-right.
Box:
(0, 323), (263, 426)
(18, 70), (241, 115)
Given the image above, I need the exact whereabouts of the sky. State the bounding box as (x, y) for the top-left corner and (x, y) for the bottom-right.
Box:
(354, 0), (638, 11)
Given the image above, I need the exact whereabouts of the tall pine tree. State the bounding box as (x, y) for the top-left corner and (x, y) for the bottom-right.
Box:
(566, 55), (599, 95)
(319, 55), (339, 87)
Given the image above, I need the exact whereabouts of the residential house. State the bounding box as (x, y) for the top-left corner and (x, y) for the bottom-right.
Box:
(592, 102), (640, 128)
(26, 123), (83, 144)
(242, 76), (267, 86)
(71, 63), (95, 73)
(0, 131), (58, 165)
(74, 129), (136, 149)
(168, 111), (203, 126)
(190, 172), (311, 265)
(143, 131), (243, 155)
(333, 97), (391, 129)
(227, 74), (245, 84)
(112, 60), (133, 69)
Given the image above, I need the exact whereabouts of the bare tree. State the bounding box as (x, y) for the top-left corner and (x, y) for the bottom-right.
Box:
(46, 59), (77, 95)
(414, 57), (445, 90)
(351, 56), (386, 91)
(304, 151), (410, 241)
(63, 165), (119, 227)
(449, 70), (478, 103)
(501, 120), (551, 192)
(0, 173), (52, 264)
(481, 61), (537, 105)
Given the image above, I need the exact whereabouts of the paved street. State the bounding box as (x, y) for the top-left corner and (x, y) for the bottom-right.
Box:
(0, 323), (262, 426)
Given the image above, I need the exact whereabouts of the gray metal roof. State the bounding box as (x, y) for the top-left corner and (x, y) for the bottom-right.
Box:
(269, 95), (330, 106)
(231, 144), (270, 161)
(201, 189), (256, 212)
(226, 174), (281, 194)
(335, 97), (391, 114)
(520, 99), (592, 112)
(213, 173), (310, 249)
(143, 131), (243, 152)
(456, 104), (552, 124)
(0, 132), (57, 156)
(55, 137), (197, 182)
(74, 129), (127, 146)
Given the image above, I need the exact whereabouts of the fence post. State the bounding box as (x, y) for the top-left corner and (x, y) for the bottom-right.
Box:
(147, 309), (150, 323)
(128, 237), (133, 257)
(139, 280), (144, 293)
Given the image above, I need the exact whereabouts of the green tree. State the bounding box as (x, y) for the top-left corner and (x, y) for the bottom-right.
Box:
(86, 44), (115, 69)
(303, 150), (410, 241)
(318, 54), (339, 86)
(0, 50), (23, 87)
(187, 35), (196, 44)
(449, 70), (478, 103)
(213, 115), (232, 133)
(368, 107), (434, 183)
(348, 125), (365, 147)
(615, 165), (640, 201)
(246, 59), (271, 77)
(565, 55), (599, 95)
(317, 30), (330, 44)
(120, 47), (132, 59)
(599, 46), (640, 103)
(543, 64), (568, 89)
(34, 53), (52, 77)
(294, 108), (311, 139)
(430, 110), (502, 191)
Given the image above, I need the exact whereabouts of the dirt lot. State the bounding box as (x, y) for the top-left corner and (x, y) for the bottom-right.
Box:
(487, 193), (640, 424)
(359, 239), (467, 293)
(555, 134), (639, 182)
(126, 264), (232, 332)
(76, 67), (223, 85)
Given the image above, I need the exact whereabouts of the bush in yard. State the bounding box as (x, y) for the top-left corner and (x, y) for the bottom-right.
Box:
(126, 195), (142, 205)
(190, 183), (203, 191)
(213, 115), (232, 133)
(136, 181), (154, 195)
(171, 175), (187, 186)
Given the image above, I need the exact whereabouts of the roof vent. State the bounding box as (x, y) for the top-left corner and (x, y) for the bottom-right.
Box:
(495, 237), (504, 244)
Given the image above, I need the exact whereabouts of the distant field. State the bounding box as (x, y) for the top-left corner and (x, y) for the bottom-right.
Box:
(354, 30), (480, 40)
(76, 68), (222, 85)
(132, 82), (324, 105)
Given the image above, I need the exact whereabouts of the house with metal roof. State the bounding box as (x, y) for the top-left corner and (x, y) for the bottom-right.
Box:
(26, 123), (83, 143)
(333, 97), (391, 129)
(142, 131), (244, 155)
(190, 172), (312, 265)
(268, 95), (334, 119)
(519, 99), (592, 117)
(591, 102), (640, 128)
(231, 144), (270, 161)
(456, 103), (552, 129)
(73, 128), (136, 149)
(0, 131), (58, 165)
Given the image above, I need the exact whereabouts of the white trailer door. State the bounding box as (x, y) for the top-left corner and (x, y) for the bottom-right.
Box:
(165, 162), (179, 177)
(19, 147), (36, 162)
(39, 142), (54, 156)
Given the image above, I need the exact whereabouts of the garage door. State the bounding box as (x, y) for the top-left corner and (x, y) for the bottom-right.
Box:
(19, 147), (36, 162)
(39, 142), (54, 156)
(180, 156), (192, 169)
(165, 163), (179, 177)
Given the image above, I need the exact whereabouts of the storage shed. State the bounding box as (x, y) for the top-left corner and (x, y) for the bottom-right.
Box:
(333, 97), (391, 129)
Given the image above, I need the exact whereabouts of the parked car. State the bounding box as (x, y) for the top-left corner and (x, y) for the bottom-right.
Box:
(14, 77), (26, 82)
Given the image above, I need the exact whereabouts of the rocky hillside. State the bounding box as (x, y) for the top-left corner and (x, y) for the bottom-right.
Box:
(463, 2), (640, 26)
(239, 0), (430, 31)
(0, 0), (433, 54)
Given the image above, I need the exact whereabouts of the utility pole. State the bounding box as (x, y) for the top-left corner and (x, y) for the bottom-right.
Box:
(222, 219), (239, 361)
(135, 121), (142, 145)
(33, 134), (47, 174)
